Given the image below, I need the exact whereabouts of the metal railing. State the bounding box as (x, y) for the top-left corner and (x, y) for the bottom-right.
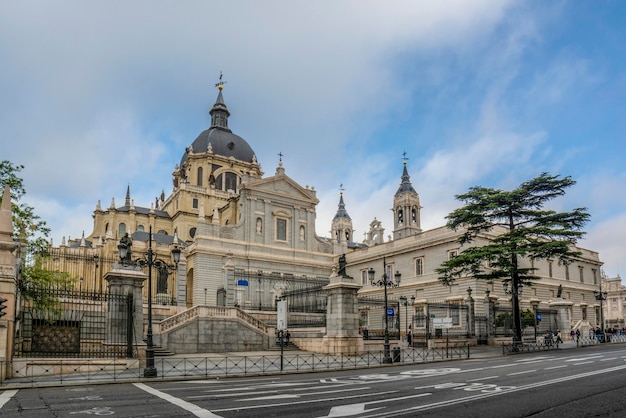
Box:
(0, 346), (470, 388)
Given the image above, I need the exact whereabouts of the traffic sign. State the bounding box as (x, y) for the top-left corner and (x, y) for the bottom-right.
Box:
(387, 308), (395, 316)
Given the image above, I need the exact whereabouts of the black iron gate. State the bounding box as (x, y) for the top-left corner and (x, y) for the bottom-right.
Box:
(14, 289), (134, 358)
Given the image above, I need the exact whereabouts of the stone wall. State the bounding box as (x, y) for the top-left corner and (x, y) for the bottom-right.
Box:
(161, 317), (270, 353)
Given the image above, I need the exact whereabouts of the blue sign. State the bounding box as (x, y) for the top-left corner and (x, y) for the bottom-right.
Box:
(387, 308), (395, 316)
(237, 280), (249, 287)
(536, 313), (542, 321)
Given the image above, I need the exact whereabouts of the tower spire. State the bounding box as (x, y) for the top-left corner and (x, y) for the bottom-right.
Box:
(331, 184), (353, 244)
(393, 155), (421, 239)
(210, 72), (231, 130)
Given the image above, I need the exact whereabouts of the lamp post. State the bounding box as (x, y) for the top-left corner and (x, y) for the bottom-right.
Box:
(117, 226), (181, 378)
(93, 254), (99, 292)
(594, 285), (608, 343)
(503, 279), (523, 347)
(368, 257), (401, 364)
(399, 295), (415, 346)
(257, 270), (263, 311)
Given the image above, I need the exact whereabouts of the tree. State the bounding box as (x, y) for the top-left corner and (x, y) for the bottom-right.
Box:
(436, 173), (590, 345)
(1, 160), (74, 299)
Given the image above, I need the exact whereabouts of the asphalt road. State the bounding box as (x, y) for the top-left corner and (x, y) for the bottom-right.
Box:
(2, 344), (626, 417)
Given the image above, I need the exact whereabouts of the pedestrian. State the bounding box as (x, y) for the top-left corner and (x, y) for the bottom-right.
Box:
(570, 328), (576, 339)
(407, 331), (412, 346)
(555, 329), (563, 344)
(285, 330), (291, 345)
(575, 329), (581, 342)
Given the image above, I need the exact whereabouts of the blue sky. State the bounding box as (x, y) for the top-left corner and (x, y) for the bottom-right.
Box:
(1, 1), (624, 277)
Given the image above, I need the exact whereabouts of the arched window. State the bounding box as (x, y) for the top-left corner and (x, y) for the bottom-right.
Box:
(225, 172), (238, 192)
(397, 209), (403, 225)
(411, 208), (417, 223)
(197, 167), (203, 186)
(118, 223), (126, 236)
(136, 225), (145, 232)
(189, 227), (196, 238)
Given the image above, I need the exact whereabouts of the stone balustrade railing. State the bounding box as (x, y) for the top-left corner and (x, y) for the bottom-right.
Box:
(158, 306), (271, 335)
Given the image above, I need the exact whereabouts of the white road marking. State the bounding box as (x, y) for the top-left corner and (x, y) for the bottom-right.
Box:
(0, 390), (18, 409)
(134, 383), (222, 418)
(507, 370), (536, 376)
(601, 357), (617, 361)
(467, 376), (499, 382)
(325, 394), (431, 417)
(213, 390), (398, 412)
(574, 361), (594, 365)
(545, 365), (567, 370)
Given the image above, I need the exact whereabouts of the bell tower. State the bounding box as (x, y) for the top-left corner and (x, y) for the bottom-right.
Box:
(392, 159), (422, 240)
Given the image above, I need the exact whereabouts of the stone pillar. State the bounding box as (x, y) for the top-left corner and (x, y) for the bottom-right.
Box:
(104, 264), (147, 358)
(465, 287), (475, 337)
(550, 298), (573, 335)
(0, 184), (17, 379)
(321, 267), (363, 354)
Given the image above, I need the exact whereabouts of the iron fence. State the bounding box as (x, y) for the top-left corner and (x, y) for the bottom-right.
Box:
(14, 288), (134, 359)
(0, 345), (470, 387)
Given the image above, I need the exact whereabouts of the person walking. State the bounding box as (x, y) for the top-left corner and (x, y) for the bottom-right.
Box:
(555, 329), (563, 345)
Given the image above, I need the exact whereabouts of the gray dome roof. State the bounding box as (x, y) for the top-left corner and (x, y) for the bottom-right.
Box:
(180, 86), (256, 165)
(181, 127), (255, 165)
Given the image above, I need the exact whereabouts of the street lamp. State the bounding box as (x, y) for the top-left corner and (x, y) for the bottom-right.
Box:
(399, 295), (415, 346)
(257, 270), (263, 311)
(594, 286), (608, 343)
(503, 279), (523, 346)
(93, 253), (100, 292)
(117, 226), (181, 378)
(368, 257), (401, 364)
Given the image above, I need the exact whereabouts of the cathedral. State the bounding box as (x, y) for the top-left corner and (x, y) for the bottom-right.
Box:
(45, 82), (607, 348)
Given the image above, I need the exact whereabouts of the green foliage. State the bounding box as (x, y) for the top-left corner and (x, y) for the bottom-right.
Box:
(520, 309), (536, 328)
(0, 160), (51, 257)
(436, 173), (590, 286)
(20, 258), (75, 315)
(494, 310), (536, 329)
(1, 160), (74, 311)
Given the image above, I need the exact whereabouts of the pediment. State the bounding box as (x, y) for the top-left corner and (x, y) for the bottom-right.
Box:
(241, 174), (318, 205)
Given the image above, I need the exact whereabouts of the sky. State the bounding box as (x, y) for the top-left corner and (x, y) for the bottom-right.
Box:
(1, 1), (624, 278)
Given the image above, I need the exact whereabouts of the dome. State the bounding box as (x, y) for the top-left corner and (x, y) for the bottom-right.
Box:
(181, 127), (256, 165)
(180, 85), (256, 165)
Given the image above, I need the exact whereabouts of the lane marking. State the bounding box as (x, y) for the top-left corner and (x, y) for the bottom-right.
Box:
(545, 365), (567, 370)
(467, 376), (499, 382)
(574, 361), (594, 365)
(212, 390), (398, 412)
(326, 394), (431, 417)
(507, 370), (536, 376)
(384, 364), (626, 416)
(0, 390), (18, 410)
(237, 386), (367, 402)
(134, 383), (221, 418)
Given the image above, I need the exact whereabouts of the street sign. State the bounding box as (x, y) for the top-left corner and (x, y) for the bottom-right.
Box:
(536, 313), (542, 321)
(276, 299), (287, 330)
(433, 317), (453, 329)
(237, 279), (249, 287)
(387, 308), (395, 316)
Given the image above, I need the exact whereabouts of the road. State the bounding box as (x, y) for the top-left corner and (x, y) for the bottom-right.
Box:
(2, 344), (626, 417)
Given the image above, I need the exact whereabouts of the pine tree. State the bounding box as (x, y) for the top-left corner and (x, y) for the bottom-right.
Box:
(436, 173), (590, 345)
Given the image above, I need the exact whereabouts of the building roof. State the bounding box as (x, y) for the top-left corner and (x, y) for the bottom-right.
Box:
(180, 86), (256, 165)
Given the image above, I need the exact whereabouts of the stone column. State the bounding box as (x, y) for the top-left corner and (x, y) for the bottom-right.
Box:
(104, 264), (147, 358)
(550, 297), (573, 335)
(321, 267), (363, 354)
(0, 184), (17, 379)
(465, 287), (475, 337)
